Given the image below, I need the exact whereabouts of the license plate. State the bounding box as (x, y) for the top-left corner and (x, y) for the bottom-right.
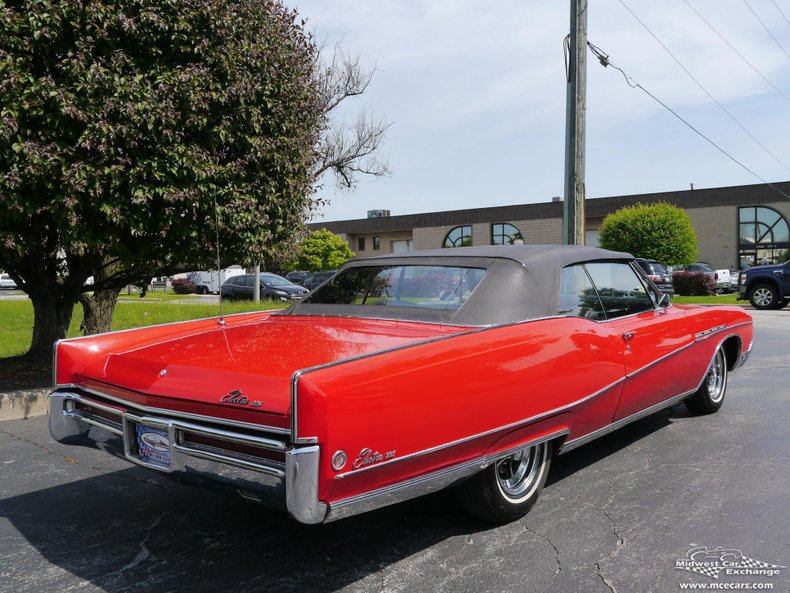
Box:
(135, 424), (171, 467)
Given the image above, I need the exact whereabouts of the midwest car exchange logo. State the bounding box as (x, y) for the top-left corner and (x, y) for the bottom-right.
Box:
(675, 546), (785, 579)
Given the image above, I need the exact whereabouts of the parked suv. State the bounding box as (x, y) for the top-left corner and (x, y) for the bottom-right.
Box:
(302, 270), (337, 291)
(737, 260), (790, 309)
(634, 258), (674, 298)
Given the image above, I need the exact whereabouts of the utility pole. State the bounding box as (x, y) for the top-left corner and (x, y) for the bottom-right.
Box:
(253, 263), (260, 303)
(563, 0), (587, 245)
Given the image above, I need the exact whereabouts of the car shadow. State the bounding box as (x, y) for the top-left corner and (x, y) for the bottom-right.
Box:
(549, 403), (682, 484)
(0, 404), (687, 592)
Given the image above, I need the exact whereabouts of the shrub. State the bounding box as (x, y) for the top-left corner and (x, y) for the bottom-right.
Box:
(672, 272), (715, 296)
(171, 279), (196, 295)
(599, 203), (697, 266)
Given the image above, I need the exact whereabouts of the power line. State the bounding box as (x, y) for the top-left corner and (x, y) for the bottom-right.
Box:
(617, 0), (790, 174)
(769, 0), (790, 31)
(587, 41), (790, 201)
(683, 0), (790, 106)
(742, 0), (790, 61)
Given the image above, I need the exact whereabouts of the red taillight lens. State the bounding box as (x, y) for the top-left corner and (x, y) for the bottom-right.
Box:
(649, 274), (661, 282)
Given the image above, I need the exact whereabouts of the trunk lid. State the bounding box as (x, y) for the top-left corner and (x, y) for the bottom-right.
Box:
(75, 315), (466, 421)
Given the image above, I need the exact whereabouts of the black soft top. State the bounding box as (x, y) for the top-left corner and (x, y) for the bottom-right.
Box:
(285, 245), (634, 325)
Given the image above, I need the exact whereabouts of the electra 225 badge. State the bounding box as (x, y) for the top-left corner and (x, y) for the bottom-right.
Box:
(353, 447), (397, 469)
(218, 389), (262, 407)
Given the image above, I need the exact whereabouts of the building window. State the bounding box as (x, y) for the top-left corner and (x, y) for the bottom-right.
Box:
(373, 236), (381, 250)
(391, 240), (413, 253)
(358, 237), (366, 251)
(443, 225), (472, 248)
(738, 206), (790, 267)
(491, 223), (523, 245)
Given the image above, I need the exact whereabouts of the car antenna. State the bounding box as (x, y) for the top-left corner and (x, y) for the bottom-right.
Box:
(214, 189), (225, 326)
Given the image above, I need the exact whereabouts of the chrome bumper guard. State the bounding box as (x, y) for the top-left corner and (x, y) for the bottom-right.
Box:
(49, 391), (327, 524)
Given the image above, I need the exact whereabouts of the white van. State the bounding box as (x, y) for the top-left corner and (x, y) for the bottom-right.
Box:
(186, 267), (244, 294)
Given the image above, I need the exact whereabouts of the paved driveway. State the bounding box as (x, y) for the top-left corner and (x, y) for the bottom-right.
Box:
(1, 310), (788, 593)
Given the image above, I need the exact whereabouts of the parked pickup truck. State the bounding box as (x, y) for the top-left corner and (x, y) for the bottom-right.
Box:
(737, 260), (790, 309)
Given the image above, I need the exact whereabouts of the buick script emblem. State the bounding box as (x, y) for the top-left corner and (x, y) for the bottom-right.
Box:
(219, 389), (262, 407)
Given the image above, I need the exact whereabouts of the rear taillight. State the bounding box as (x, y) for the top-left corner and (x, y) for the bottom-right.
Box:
(649, 274), (661, 283)
(715, 272), (719, 281)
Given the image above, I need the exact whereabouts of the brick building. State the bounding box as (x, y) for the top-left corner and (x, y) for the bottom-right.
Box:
(309, 181), (790, 270)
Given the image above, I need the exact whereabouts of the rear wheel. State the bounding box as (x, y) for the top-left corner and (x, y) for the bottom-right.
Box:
(748, 284), (779, 310)
(684, 346), (728, 414)
(455, 441), (551, 523)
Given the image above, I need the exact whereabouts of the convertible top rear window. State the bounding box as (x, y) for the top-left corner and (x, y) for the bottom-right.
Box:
(301, 265), (486, 312)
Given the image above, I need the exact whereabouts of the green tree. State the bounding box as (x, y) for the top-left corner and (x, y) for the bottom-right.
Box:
(288, 229), (355, 271)
(0, 0), (324, 359)
(598, 202), (697, 266)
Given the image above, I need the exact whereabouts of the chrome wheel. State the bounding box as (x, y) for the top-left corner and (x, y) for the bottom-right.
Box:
(495, 442), (548, 503)
(685, 344), (729, 414)
(751, 286), (774, 308)
(707, 348), (726, 403)
(749, 283), (780, 310)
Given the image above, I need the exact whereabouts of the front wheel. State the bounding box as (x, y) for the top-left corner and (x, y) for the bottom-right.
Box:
(684, 346), (728, 414)
(748, 283), (779, 310)
(455, 441), (552, 523)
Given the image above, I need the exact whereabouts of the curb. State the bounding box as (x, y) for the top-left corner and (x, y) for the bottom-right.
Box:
(0, 388), (50, 421)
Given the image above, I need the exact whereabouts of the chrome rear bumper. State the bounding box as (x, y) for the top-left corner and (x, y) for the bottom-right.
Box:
(49, 390), (327, 524)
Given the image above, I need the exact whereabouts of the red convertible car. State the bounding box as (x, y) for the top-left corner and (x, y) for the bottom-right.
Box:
(50, 246), (752, 524)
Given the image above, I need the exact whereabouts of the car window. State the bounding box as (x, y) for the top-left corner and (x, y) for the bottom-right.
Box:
(242, 276), (254, 287)
(584, 262), (654, 319)
(558, 265), (606, 320)
(261, 274), (290, 287)
(303, 265), (486, 311)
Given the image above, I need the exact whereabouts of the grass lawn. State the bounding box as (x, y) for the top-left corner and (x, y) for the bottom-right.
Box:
(672, 293), (742, 305)
(117, 289), (199, 301)
(0, 299), (286, 360)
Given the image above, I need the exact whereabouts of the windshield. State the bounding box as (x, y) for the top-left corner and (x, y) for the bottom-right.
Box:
(300, 265), (486, 311)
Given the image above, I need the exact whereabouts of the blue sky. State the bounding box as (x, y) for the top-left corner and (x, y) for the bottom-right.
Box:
(289, 1), (790, 223)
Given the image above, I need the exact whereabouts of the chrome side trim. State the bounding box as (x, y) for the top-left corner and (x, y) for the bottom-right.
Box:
(694, 324), (727, 340)
(285, 445), (327, 524)
(560, 389), (695, 453)
(332, 379), (623, 480)
(561, 332), (746, 454)
(625, 340), (695, 380)
(325, 430), (568, 522)
(52, 386), (290, 436)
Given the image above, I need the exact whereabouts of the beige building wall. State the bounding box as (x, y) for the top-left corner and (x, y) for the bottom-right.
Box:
(686, 206), (736, 270)
(347, 230), (413, 257)
(413, 218), (564, 250)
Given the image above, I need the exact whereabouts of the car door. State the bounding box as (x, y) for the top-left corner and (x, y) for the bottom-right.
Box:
(584, 262), (694, 422)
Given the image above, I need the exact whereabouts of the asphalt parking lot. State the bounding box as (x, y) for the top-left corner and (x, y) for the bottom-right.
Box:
(1, 310), (788, 593)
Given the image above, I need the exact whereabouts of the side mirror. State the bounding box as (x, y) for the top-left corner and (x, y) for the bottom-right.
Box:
(658, 293), (671, 308)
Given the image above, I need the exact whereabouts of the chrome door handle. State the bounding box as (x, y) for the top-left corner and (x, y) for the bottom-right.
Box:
(622, 331), (636, 342)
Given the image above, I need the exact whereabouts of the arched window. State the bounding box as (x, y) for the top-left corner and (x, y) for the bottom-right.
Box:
(443, 225), (472, 248)
(738, 206), (790, 267)
(491, 223), (523, 245)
